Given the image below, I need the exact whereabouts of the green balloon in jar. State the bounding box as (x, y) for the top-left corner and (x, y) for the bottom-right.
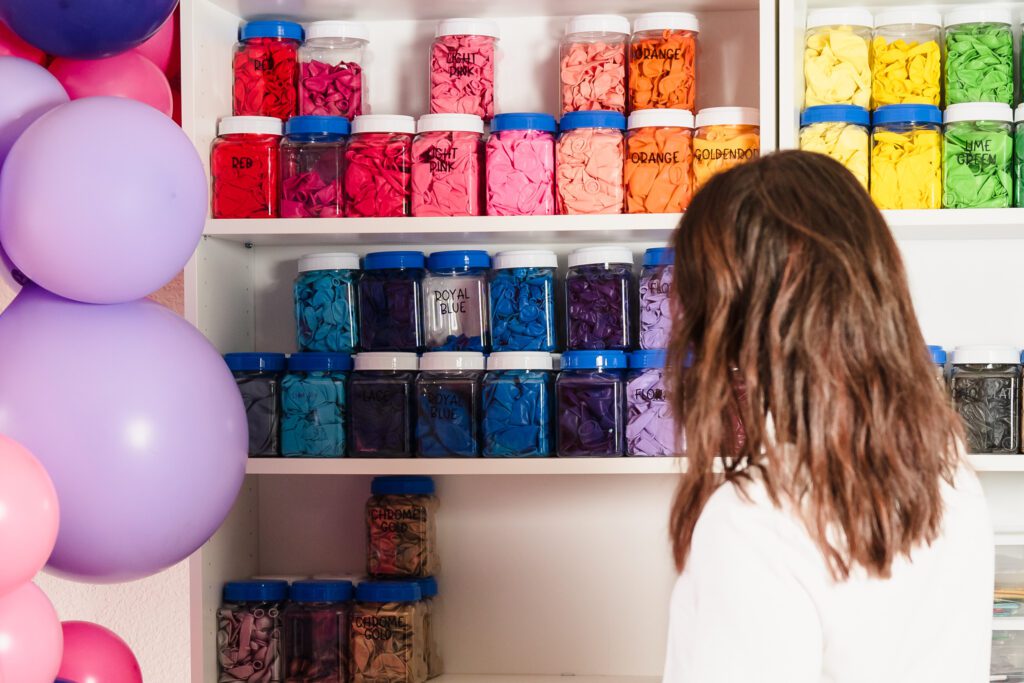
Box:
(942, 103), (1014, 209)
(944, 8), (1014, 105)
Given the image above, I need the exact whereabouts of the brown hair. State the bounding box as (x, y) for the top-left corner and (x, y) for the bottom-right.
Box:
(667, 150), (962, 580)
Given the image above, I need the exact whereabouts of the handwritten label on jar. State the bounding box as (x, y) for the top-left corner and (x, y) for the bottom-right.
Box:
(367, 502), (431, 576)
(351, 604), (425, 683)
(693, 147), (757, 162)
(433, 287), (470, 316)
(446, 50), (478, 77)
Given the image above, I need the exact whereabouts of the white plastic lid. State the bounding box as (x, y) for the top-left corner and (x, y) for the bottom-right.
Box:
(305, 20), (370, 41)
(944, 7), (1011, 28)
(944, 102), (1013, 124)
(420, 351), (486, 371)
(695, 107), (760, 128)
(568, 245), (633, 268)
(633, 12), (700, 33)
(487, 351), (554, 371)
(416, 113), (485, 134)
(1015, 104), (1024, 124)
(953, 345), (1019, 365)
(493, 249), (558, 270)
(219, 116), (283, 136)
(805, 8), (873, 30)
(351, 114), (416, 135)
(874, 10), (942, 28)
(628, 108), (695, 130)
(436, 18), (500, 39)
(566, 14), (630, 36)
(298, 252), (360, 272)
(354, 352), (419, 371)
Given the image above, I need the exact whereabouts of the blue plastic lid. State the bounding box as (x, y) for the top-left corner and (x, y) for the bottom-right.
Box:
(224, 579), (288, 602)
(428, 250), (491, 271)
(239, 20), (304, 42)
(872, 104), (942, 126)
(55, 679), (78, 683)
(290, 579), (354, 603)
(491, 112), (557, 133)
(356, 580), (421, 603)
(560, 110), (627, 132)
(371, 475), (436, 495)
(224, 352), (286, 372)
(643, 247), (674, 267)
(561, 350), (628, 370)
(928, 345), (947, 365)
(286, 115), (351, 137)
(416, 576), (439, 598)
(288, 352), (353, 372)
(800, 104), (870, 127)
(630, 350), (667, 369)
(363, 251), (426, 271)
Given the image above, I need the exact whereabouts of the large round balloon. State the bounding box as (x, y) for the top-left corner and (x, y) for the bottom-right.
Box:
(0, 57), (68, 162)
(133, 11), (177, 76)
(0, 20), (45, 64)
(49, 53), (173, 117)
(0, 97), (206, 304)
(0, 582), (63, 682)
(58, 622), (143, 683)
(0, 286), (247, 582)
(0, 0), (178, 60)
(0, 435), (59, 598)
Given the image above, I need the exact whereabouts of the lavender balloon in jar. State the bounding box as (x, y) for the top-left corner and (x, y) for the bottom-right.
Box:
(556, 350), (627, 456)
(294, 252), (359, 353)
(565, 245), (633, 350)
(218, 579), (288, 682)
(638, 247), (673, 349)
(357, 251), (425, 352)
(626, 350), (675, 456)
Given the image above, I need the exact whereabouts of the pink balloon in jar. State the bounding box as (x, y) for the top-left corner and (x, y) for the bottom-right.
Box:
(412, 113), (484, 217)
(298, 20), (369, 120)
(344, 114), (414, 217)
(430, 18), (499, 121)
(486, 113), (557, 216)
(556, 110), (626, 215)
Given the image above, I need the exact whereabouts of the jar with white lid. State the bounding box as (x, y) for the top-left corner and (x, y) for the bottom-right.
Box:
(560, 14), (629, 115)
(871, 10), (942, 108)
(211, 116), (282, 218)
(625, 108), (695, 213)
(950, 345), (1020, 454)
(344, 114), (415, 217)
(629, 12), (699, 112)
(565, 245), (633, 351)
(942, 102), (1013, 209)
(295, 252), (360, 353)
(429, 18), (499, 121)
(692, 107), (760, 190)
(489, 250), (558, 353)
(945, 8), (1013, 106)
(482, 351), (555, 457)
(415, 351), (485, 457)
(298, 21), (369, 119)
(348, 352), (419, 458)
(803, 8), (873, 108)
(412, 114), (485, 217)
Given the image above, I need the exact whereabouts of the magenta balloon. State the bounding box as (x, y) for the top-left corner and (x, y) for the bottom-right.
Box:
(133, 12), (176, 75)
(49, 53), (173, 117)
(0, 97), (206, 305)
(58, 622), (142, 683)
(0, 57), (68, 162)
(0, 582), (63, 682)
(0, 286), (247, 582)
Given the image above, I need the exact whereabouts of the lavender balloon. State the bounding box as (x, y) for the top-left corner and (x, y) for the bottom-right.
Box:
(0, 286), (247, 582)
(0, 57), (68, 162)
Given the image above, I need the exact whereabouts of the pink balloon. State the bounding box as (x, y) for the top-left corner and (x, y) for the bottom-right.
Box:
(58, 622), (142, 683)
(49, 52), (172, 117)
(0, 21), (45, 65)
(0, 435), (58, 598)
(0, 583), (63, 683)
(132, 12), (175, 75)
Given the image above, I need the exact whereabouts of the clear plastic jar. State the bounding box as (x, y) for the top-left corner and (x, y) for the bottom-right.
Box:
(803, 9), (872, 108)
(482, 352), (555, 457)
(489, 250), (557, 353)
(692, 107), (760, 190)
(945, 9), (1013, 106)
(416, 352), (485, 457)
(950, 346), (1020, 454)
(294, 252), (359, 354)
(415, 577), (442, 679)
(412, 114), (485, 217)
(233, 20), (303, 119)
(429, 18), (499, 121)
(298, 21), (369, 119)
(625, 109), (694, 214)
(556, 111), (625, 215)
(486, 113), (557, 216)
(422, 250), (490, 352)
(283, 580), (354, 683)
(565, 245), (633, 351)
(943, 103), (1014, 209)
(870, 104), (942, 209)
(556, 350), (627, 457)
(358, 251), (425, 353)
(799, 104), (870, 188)
(366, 476), (439, 577)
(211, 116), (282, 219)
(560, 14), (629, 115)
(929, 345), (947, 388)
(344, 115), (415, 217)
(281, 352), (351, 458)
(351, 581), (427, 683)
(628, 12), (699, 112)
(225, 352), (286, 457)
(1016, 104), (1024, 208)
(871, 10), (942, 108)
(281, 115), (349, 218)
(218, 580), (288, 682)
(627, 350), (673, 456)
(348, 353), (418, 458)
(638, 247), (673, 350)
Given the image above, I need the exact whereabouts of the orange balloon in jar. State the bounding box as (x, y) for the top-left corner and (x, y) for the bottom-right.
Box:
(693, 107), (760, 190)
(625, 109), (694, 213)
(628, 12), (699, 112)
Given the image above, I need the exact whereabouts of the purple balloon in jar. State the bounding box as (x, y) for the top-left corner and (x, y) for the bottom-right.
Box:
(565, 245), (633, 350)
(626, 350), (676, 456)
(556, 350), (627, 457)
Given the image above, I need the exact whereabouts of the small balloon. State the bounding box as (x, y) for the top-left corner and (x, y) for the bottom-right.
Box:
(0, 20), (45, 64)
(0, 582), (63, 683)
(0, 435), (59, 598)
(58, 622), (142, 683)
(49, 53), (173, 117)
(0, 57), (68, 162)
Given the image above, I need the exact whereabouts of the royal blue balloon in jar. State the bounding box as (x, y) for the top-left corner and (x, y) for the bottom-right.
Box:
(489, 249), (557, 352)
(556, 350), (627, 457)
(281, 352), (352, 457)
(225, 352), (287, 456)
(416, 351), (485, 457)
(294, 252), (360, 353)
(348, 352), (419, 457)
(422, 250), (491, 352)
(565, 245), (633, 350)
(639, 247), (673, 349)
(626, 350), (674, 456)
(482, 351), (554, 457)
(357, 251), (425, 352)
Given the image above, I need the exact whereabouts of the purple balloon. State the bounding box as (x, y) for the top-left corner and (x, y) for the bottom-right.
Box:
(0, 286), (247, 582)
(0, 97), (206, 305)
(0, 57), (68, 162)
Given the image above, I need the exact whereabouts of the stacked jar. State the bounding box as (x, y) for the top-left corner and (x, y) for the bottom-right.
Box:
(218, 580), (288, 681)
(422, 250), (490, 352)
(351, 581), (427, 683)
(482, 351), (555, 457)
(280, 115), (349, 218)
(429, 18), (499, 121)
(565, 245), (633, 350)
(415, 577), (443, 679)
(283, 579), (354, 682)
(638, 246), (673, 350)
(628, 12), (699, 112)
(233, 20), (303, 119)
(803, 9), (872, 108)
(366, 475), (439, 577)
(348, 353), (419, 458)
(489, 250), (557, 352)
(344, 115), (415, 217)
(416, 351), (485, 457)
(929, 345), (947, 387)
(412, 114), (485, 217)
(871, 10), (942, 109)
(294, 252), (359, 353)
(950, 346), (1020, 454)
(560, 14), (629, 115)
(627, 350), (673, 456)
(799, 104), (870, 188)
(485, 113), (557, 216)
(281, 352), (351, 457)
(211, 116), (282, 218)
(557, 350), (627, 457)
(556, 111), (625, 215)
(942, 103), (1013, 209)
(944, 8), (1013, 106)
(625, 109), (695, 213)
(692, 107), (760, 190)
(358, 251), (425, 352)
(298, 21), (369, 119)
(226, 352), (286, 456)
(870, 104), (942, 209)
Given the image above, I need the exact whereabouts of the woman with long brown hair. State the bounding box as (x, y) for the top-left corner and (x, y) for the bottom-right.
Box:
(661, 151), (992, 682)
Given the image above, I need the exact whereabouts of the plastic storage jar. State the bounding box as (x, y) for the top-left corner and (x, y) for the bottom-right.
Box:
(489, 250), (558, 352)
(298, 21), (369, 119)
(870, 104), (942, 209)
(799, 104), (870, 188)
(352, 581), (427, 683)
(415, 351), (485, 457)
(348, 353), (418, 458)
(281, 352), (351, 458)
(281, 115), (349, 218)
(559, 14), (630, 115)
(871, 10), (942, 108)
(929, 345), (947, 387)
(211, 116), (282, 219)
(639, 247), (673, 350)
(233, 20), (303, 119)
(422, 250), (490, 352)
(294, 252), (359, 353)
(344, 115), (415, 217)
(627, 350), (673, 456)
(565, 245), (633, 351)
(485, 113), (557, 216)
(412, 114), (485, 217)
(366, 476), (439, 577)
(557, 350), (627, 457)
(950, 345), (1020, 454)
(803, 8), (872, 108)
(415, 577), (442, 679)
(628, 12), (699, 112)
(1017, 104), (1024, 208)
(556, 110), (625, 215)
(943, 103), (1013, 209)
(218, 580), (288, 682)
(283, 580), (354, 683)
(625, 108), (694, 214)
(945, 8), (1013, 106)
(358, 251), (425, 352)
(692, 107), (760, 190)
(225, 352), (286, 457)
(482, 352), (555, 457)
(429, 18), (499, 121)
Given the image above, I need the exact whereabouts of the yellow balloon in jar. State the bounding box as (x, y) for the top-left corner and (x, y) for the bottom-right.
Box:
(871, 11), (942, 108)
(870, 104), (942, 210)
(693, 107), (760, 190)
(803, 9), (873, 108)
(799, 105), (870, 188)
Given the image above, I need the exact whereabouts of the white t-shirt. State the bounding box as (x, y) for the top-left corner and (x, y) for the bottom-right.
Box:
(662, 467), (993, 683)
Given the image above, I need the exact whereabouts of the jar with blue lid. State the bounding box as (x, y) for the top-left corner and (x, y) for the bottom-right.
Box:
(283, 580), (354, 682)
(870, 104), (942, 210)
(281, 352), (352, 457)
(349, 353), (418, 458)
(415, 577), (442, 678)
(627, 350), (674, 456)
(233, 20), (303, 119)
(416, 352), (485, 457)
(225, 352), (286, 457)
(929, 345), (947, 386)
(482, 352), (554, 457)
(218, 579), (289, 681)
(556, 110), (626, 215)
(358, 251), (425, 352)
(367, 476), (439, 578)
(798, 104), (870, 188)
(639, 247), (672, 350)
(352, 580), (427, 683)
(422, 250), (491, 352)
(566, 245), (633, 351)
(486, 113), (557, 216)
(556, 350), (627, 457)
(281, 115), (350, 217)
(295, 252), (359, 353)
(489, 250), (557, 352)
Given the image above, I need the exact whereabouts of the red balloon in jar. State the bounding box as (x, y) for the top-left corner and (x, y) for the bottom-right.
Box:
(211, 116), (283, 219)
(233, 20), (302, 120)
